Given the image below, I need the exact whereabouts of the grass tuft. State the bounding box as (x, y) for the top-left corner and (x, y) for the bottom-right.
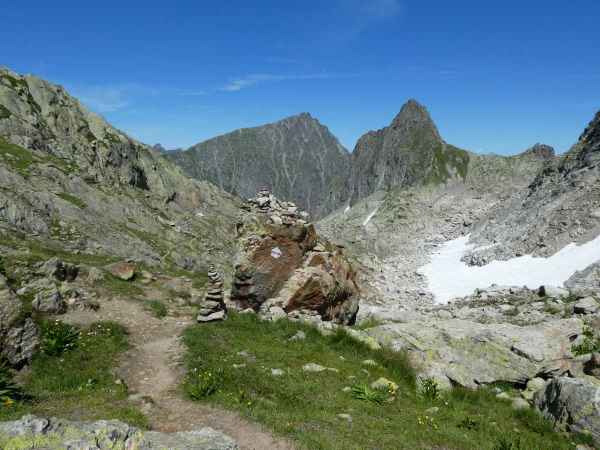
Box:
(144, 300), (167, 318)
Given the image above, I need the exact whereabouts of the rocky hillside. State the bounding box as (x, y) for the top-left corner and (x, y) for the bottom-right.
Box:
(166, 113), (351, 218)
(349, 100), (470, 202)
(0, 67), (243, 272)
(466, 110), (600, 268)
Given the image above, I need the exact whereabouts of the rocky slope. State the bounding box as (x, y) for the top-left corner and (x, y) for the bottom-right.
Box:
(0, 67), (243, 272)
(166, 113), (352, 218)
(466, 111), (600, 268)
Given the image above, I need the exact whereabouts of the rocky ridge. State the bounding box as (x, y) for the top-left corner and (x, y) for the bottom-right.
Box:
(466, 111), (600, 266)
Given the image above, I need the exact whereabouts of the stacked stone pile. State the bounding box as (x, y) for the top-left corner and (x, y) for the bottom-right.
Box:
(197, 265), (227, 322)
(245, 189), (310, 226)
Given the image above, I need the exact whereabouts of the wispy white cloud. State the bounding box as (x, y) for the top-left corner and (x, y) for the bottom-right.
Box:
(219, 72), (357, 92)
(70, 84), (159, 113)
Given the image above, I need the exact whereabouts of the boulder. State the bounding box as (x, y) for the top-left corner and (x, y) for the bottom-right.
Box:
(230, 192), (359, 324)
(2, 319), (39, 367)
(0, 274), (39, 367)
(535, 377), (600, 445)
(574, 297), (600, 315)
(0, 415), (239, 449)
(367, 318), (583, 389)
(39, 258), (79, 282)
(106, 262), (136, 281)
(32, 285), (66, 314)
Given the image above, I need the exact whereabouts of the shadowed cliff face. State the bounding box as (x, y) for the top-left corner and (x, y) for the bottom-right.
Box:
(166, 113), (352, 219)
(349, 99), (470, 203)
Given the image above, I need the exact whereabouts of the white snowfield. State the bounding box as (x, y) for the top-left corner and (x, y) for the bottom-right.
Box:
(419, 234), (600, 304)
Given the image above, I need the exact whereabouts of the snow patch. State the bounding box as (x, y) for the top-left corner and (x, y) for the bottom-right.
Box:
(362, 207), (379, 226)
(419, 234), (600, 304)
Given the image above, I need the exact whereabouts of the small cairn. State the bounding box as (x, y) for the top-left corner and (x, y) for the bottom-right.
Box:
(246, 189), (309, 226)
(197, 265), (226, 322)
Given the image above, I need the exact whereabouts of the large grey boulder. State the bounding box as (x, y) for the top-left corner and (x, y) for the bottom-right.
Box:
(0, 415), (239, 450)
(367, 318), (583, 388)
(0, 274), (39, 366)
(32, 284), (66, 314)
(573, 297), (600, 315)
(534, 377), (600, 445)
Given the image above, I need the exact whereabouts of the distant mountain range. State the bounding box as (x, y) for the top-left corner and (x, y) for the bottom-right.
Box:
(166, 99), (557, 218)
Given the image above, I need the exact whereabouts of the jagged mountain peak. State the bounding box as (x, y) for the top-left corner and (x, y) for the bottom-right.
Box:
(165, 112), (351, 218)
(519, 143), (555, 160)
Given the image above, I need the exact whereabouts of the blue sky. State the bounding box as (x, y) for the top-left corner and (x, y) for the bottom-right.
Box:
(1, 1), (599, 154)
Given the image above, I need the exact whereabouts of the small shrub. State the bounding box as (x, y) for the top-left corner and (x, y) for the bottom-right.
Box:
(493, 436), (523, 450)
(41, 320), (80, 356)
(457, 416), (479, 430)
(185, 368), (222, 400)
(145, 300), (167, 318)
(351, 384), (390, 405)
(572, 326), (600, 356)
(418, 377), (441, 401)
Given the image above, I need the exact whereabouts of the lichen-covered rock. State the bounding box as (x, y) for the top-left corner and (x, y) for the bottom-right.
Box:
(0, 415), (239, 450)
(535, 377), (600, 445)
(367, 318), (583, 389)
(230, 191), (359, 324)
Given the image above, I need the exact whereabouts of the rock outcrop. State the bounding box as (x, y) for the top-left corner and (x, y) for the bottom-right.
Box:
(0, 274), (39, 367)
(166, 113), (352, 218)
(535, 377), (600, 446)
(230, 191), (359, 324)
(0, 415), (239, 450)
(367, 317), (583, 389)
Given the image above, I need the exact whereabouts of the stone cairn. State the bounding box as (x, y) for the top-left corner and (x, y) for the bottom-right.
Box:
(197, 265), (226, 322)
(245, 189), (310, 226)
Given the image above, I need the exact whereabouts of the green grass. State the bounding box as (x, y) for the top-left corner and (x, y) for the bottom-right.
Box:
(99, 273), (145, 298)
(0, 138), (78, 177)
(56, 192), (87, 209)
(572, 326), (600, 356)
(145, 299), (168, 318)
(182, 313), (583, 450)
(0, 320), (147, 428)
(0, 138), (36, 176)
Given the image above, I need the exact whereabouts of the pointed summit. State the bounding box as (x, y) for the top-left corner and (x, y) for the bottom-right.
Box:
(165, 113), (351, 218)
(350, 100), (468, 201)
